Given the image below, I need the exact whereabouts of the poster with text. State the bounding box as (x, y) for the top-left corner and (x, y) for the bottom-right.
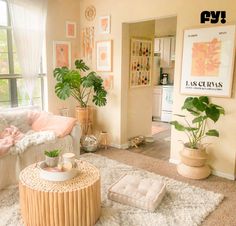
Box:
(181, 25), (235, 97)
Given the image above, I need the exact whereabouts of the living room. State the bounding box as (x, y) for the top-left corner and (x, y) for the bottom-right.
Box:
(0, 0), (236, 225)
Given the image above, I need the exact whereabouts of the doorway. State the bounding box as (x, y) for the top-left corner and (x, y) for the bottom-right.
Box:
(151, 16), (177, 160)
(121, 16), (177, 161)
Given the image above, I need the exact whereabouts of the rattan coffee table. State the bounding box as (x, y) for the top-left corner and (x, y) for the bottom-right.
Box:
(19, 159), (101, 226)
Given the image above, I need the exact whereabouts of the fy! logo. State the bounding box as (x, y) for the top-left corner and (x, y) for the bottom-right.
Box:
(200, 11), (226, 24)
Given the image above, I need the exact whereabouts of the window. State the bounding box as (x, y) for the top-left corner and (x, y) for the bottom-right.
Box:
(0, 0), (46, 109)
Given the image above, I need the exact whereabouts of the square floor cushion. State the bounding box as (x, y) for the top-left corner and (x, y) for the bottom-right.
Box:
(108, 174), (166, 212)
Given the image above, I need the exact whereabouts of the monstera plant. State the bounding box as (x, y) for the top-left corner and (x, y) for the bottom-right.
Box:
(53, 59), (107, 108)
(53, 59), (107, 132)
(170, 96), (224, 179)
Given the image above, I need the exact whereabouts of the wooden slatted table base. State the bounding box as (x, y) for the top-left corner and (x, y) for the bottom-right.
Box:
(19, 160), (101, 226)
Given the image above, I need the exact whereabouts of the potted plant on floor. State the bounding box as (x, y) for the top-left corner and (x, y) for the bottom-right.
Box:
(44, 149), (61, 167)
(170, 96), (224, 179)
(53, 59), (107, 134)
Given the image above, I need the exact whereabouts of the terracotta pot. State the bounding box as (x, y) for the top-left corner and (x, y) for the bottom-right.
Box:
(75, 106), (93, 124)
(180, 145), (208, 167)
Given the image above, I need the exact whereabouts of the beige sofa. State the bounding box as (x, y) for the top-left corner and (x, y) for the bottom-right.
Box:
(0, 107), (80, 190)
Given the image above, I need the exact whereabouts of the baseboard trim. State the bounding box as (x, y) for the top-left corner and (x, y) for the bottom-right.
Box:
(169, 158), (180, 165)
(211, 170), (235, 180)
(110, 143), (129, 149)
(169, 158), (235, 180)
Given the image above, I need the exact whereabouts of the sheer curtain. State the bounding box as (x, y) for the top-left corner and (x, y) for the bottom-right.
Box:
(8, 0), (47, 105)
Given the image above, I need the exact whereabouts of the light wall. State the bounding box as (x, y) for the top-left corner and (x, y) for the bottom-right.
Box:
(78, 0), (236, 178)
(155, 17), (177, 37)
(127, 21), (155, 139)
(46, 0), (80, 116)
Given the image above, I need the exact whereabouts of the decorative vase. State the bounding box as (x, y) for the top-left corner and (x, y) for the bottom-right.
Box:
(81, 135), (98, 152)
(45, 156), (59, 167)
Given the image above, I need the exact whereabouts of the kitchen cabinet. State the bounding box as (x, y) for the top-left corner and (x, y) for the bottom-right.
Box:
(154, 36), (175, 67)
(152, 86), (162, 120)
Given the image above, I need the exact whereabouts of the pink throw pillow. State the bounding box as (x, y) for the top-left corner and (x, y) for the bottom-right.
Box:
(32, 112), (77, 137)
(27, 110), (41, 125)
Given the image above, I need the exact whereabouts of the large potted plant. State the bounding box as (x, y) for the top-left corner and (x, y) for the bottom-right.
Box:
(53, 59), (107, 131)
(170, 96), (224, 179)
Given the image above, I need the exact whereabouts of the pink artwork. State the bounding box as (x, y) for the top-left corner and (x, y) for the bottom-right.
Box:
(53, 41), (71, 68)
(99, 16), (110, 34)
(66, 22), (76, 38)
(191, 38), (221, 76)
(96, 40), (112, 72)
(101, 75), (113, 90)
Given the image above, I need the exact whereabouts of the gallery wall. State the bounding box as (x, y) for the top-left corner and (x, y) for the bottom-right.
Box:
(46, 0), (80, 116)
(78, 0), (236, 178)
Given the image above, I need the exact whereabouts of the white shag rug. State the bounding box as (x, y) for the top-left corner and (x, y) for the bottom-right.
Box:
(0, 153), (223, 226)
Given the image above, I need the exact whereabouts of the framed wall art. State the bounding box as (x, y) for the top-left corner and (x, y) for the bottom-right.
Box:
(181, 25), (236, 97)
(98, 15), (110, 34)
(130, 38), (152, 87)
(101, 74), (113, 90)
(66, 21), (76, 38)
(96, 40), (112, 72)
(53, 41), (71, 68)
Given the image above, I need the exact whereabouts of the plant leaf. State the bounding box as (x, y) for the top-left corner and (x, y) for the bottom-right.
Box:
(170, 121), (186, 131)
(206, 129), (219, 137)
(181, 97), (194, 110)
(186, 108), (200, 116)
(206, 106), (220, 122)
(55, 82), (70, 100)
(75, 59), (89, 72)
(192, 116), (204, 123)
(192, 97), (206, 111)
(199, 96), (209, 104)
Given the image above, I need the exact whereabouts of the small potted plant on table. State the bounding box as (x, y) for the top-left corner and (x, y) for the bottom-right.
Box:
(170, 96), (224, 179)
(44, 149), (61, 167)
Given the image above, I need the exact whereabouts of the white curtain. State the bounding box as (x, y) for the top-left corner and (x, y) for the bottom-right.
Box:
(8, 0), (47, 105)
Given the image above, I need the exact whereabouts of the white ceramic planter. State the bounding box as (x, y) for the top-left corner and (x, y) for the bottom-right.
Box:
(45, 156), (59, 167)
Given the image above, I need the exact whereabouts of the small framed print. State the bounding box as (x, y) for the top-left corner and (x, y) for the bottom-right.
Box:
(101, 74), (113, 90)
(66, 21), (76, 38)
(98, 16), (110, 34)
(96, 40), (112, 72)
(53, 41), (71, 68)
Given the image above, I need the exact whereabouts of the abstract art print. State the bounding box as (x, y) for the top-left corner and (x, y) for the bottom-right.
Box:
(96, 40), (112, 72)
(53, 41), (71, 68)
(99, 16), (110, 34)
(181, 25), (235, 97)
(66, 21), (76, 38)
(101, 74), (113, 90)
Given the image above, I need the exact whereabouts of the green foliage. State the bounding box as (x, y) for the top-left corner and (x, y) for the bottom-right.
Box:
(53, 59), (107, 108)
(170, 96), (224, 149)
(44, 149), (61, 157)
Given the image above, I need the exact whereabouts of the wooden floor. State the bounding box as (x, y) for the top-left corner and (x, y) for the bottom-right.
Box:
(128, 121), (171, 161)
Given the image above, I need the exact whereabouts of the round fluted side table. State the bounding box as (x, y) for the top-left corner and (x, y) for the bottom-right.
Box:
(19, 160), (101, 226)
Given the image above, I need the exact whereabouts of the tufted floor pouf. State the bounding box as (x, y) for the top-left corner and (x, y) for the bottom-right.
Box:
(108, 174), (166, 212)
